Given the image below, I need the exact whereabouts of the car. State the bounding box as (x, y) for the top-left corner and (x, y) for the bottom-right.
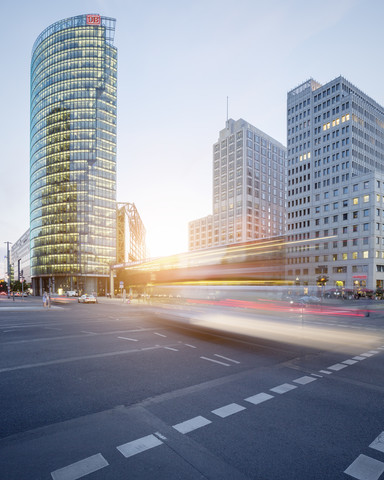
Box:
(78, 294), (97, 304)
(0, 291), (7, 295)
(66, 290), (78, 297)
(298, 295), (321, 304)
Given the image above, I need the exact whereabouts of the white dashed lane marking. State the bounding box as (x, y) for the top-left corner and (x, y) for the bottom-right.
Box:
(270, 383), (297, 394)
(200, 356), (230, 366)
(173, 416), (212, 434)
(117, 336), (138, 342)
(154, 332), (167, 338)
(344, 454), (384, 480)
(184, 344), (197, 348)
(245, 392), (274, 405)
(117, 434), (163, 458)
(353, 356), (367, 361)
(212, 403), (246, 418)
(369, 432), (384, 453)
(319, 370), (333, 374)
(214, 354), (240, 364)
(342, 359), (358, 365)
(293, 376), (317, 385)
(51, 453), (109, 480)
(327, 363), (348, 371)
(163, 346), (178, 351)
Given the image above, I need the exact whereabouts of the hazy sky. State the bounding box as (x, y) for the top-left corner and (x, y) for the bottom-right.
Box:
(1, 0), (382, 275)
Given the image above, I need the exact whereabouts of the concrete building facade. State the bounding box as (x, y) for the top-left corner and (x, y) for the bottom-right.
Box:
(11, 230), (31, 284)
(287, 77), (384, 290)
(189, 119), (286, 251)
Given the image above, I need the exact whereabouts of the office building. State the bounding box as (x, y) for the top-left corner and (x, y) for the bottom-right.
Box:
(11, 229), (31, 284)
(189, 119), (286, 250)
(287, 76), (384, 290)
(30, 14), (117, 295)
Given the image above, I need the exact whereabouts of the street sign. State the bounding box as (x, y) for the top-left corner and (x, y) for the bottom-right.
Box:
(119, 281), (124, 288)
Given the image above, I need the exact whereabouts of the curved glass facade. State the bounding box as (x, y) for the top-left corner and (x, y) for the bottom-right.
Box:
(30, 14), (117, 295)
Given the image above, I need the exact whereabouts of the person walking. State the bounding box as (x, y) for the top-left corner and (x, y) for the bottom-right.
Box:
(42, 291), (47, 308)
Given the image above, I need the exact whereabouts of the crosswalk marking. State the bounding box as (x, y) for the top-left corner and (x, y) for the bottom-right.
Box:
(51, 453), (108, 480)
(117, 434), (163, 458)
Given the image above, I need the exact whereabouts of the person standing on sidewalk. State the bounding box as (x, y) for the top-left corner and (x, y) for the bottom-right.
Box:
(42, 291), (47, 308)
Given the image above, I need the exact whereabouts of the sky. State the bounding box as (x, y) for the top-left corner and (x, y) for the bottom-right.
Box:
(1, 0), (383, 276)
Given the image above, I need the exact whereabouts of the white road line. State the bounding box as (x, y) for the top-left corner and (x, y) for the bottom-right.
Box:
(319, 370), (333, 374)
(200, 356), (230, 366)
(270, 383), (297, 394)
(184, 344), (197, 348)
(80, 331), (97, 335)
(369, 432), (384, 453)
(352, 356), (367, 361)
(342, 359), (358, 365)
(293, 376), (317, 385)
(368, 350), (380, 354)
(344, 454), (384, 480)
(164, 346), (178, 351)
(311, 374), (323, 378)
(327, 363), (348, 371)
(212, 403), (246, 418)
(360, 353), (375, 357)
(214, 354), (240, 364)
(117, 336), (138, 342)
(117, 434), (163, 458)
(154, 332), (167, 337)
(173, 416), (211, 434)
(245, 393), (274, 405)
(51, 453), (109, 480)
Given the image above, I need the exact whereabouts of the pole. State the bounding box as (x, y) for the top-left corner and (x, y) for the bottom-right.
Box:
(4, 242), (12, 299)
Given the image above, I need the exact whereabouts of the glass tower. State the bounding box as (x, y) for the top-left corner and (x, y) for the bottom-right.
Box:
(30, 14), (117, 295)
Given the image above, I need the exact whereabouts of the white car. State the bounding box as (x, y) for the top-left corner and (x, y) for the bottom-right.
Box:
(66, 291), (77, 297)
(78, 294), (97, 304)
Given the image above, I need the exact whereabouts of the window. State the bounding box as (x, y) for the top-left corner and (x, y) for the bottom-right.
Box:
(363, 223), (369, 231)
(353, 184), (358, 191)
(363, 251), (369, 259)
(353, 197), (359, 205)
(352, 252), (358, 259)
(364, 195), (369, 202)
(363, 209), (369, 217)
(343, 213), (348, 220)
(343, 226), (348, 233)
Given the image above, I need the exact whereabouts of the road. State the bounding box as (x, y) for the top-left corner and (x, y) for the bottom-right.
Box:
(1, 295), (384, 479)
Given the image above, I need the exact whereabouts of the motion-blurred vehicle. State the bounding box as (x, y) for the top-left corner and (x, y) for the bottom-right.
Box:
(78, 294), (97, 304)
(66, 290), (78, 297)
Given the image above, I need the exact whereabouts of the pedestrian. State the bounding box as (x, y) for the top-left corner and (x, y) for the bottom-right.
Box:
(42, 291), (47, 307)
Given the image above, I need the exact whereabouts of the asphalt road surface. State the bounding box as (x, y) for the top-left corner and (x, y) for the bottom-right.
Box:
(1, 295), (384, 479)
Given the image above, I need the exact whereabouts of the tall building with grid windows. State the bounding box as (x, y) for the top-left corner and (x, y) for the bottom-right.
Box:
(189, 119), (286, 251)
(30, 14), (117, 295)
(287, 77), (384, 290)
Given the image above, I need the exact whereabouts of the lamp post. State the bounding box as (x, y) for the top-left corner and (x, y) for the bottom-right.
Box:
(4, 242), (12, 299)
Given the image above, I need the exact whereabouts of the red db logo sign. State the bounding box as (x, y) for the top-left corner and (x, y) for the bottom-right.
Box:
(86, 15), (101, 25)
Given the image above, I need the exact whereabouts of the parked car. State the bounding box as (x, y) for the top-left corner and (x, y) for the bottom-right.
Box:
(66, 290), (78, 297)
(78, 294), (97, 304)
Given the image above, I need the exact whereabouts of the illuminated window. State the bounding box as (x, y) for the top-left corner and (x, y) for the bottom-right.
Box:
(352, 252), (358, 259)
(342, 253), (348, 260)
(363, 195), (369, 202)
(353, 197), (358, 205)
(363, 251), (369, 259)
